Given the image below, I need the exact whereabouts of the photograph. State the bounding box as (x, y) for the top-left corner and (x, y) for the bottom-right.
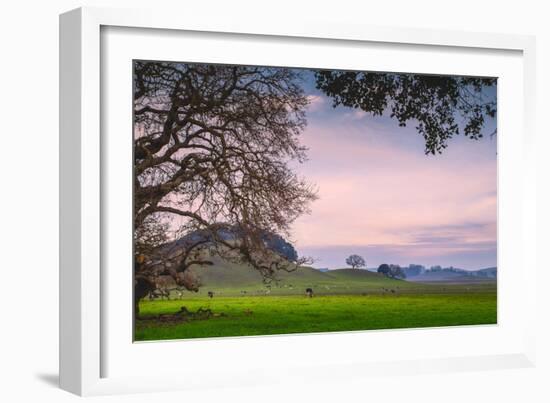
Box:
(0, 0), (545, 400)
(132, 60), (498, 341)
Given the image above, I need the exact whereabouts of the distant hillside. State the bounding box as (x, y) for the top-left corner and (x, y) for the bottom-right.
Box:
(161, 231), (495, 292)
(186, 260), (429, 296)
(407, 267), (497, 283)
(324, 268), (389, 282)
(476, 267), (497, 278)
(189, 256), (266, 287)
(189, 258), (330, 288)
(162, 226), (298, 261)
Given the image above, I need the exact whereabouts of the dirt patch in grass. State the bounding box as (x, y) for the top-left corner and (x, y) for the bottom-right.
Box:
(139, 306), (226, 324)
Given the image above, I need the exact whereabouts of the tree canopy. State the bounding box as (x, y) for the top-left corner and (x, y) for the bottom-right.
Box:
(377, 263), (390, 276)
(378, 264), (406, 279)
(314, 71), (496, 154)
(346, 254), (366, 269)
(133, 61), (317, 314)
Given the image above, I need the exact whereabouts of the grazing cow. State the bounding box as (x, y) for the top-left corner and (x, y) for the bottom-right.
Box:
(149, 276), (173, 300)
(306, 288), (313, 298)
(153, 275), (176, 300)
(148, 289), (164, 300)
(151, 273), (200, 300)
(207, 291), (214, 299)
(390, 289), (395, 294)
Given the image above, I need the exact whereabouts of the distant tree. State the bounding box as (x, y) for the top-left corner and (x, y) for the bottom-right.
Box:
(389, 264), (406, 279)
(346, 254), (366, 269)
(378, 264), (406, 279)
(314, 71), (496, 155)
(405, 264), (425, 277)
(377, 263), (391, 276)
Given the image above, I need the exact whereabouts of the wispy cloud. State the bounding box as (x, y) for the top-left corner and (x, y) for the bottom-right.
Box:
(306, 95), (326, 112)
(300, 242), (497, 270)
(290, 108), (497, 269)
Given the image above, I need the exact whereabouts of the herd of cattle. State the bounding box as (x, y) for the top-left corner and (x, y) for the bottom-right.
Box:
(147, 275), (318, 300)
(146, 275), (402, 301)
(148, 287), (315, 300)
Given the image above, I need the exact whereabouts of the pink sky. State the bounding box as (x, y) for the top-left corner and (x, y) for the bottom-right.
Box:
(289, 89), (497, 270)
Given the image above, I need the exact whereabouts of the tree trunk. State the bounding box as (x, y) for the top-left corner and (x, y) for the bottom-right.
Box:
(134, 276), (154, 319)
(134, 292), (141, 318)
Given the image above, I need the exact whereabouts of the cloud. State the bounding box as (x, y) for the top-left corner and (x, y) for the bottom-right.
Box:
(343, 110), (368, 120)
(290, 116), (497, 268)
(300, 242), (497, 270)
(306, 95), (326, 112)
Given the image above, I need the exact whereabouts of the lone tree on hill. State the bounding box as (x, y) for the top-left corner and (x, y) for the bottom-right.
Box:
(346, 254), (366, 269)
(133, 62), (317, 317)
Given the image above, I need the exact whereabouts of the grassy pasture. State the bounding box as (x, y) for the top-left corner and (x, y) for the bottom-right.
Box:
(135, 290), (497, 341)
(179, 263), (495, 296)
(134, 265), (497, 341)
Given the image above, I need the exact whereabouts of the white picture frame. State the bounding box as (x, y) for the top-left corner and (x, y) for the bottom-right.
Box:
(60, 6), (537, 396)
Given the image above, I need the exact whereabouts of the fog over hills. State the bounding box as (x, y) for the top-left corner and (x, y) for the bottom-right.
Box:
(405, 266), (496, 283)
(165, 230), (496, 289)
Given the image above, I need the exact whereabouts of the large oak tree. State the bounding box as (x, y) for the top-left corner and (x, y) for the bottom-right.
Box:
(133, 62), (317, 316)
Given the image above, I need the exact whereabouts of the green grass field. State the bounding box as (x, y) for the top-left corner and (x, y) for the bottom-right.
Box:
(134, 264), (496, 341)
(135, 291), (497, 341)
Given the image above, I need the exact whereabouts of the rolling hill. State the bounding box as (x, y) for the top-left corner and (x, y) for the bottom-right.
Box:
(406, 267), (497, 283)
(186, 260), (436, 296)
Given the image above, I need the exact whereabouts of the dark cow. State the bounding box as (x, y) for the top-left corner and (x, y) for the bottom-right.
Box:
(305, 288), (313, 298)
(173, 288), (184, 300)
(148, 289), (165, 300)
(148, 273), (201, 301)
(207, 291), (214, 299)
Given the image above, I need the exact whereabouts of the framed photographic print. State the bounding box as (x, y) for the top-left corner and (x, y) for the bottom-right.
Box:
(60, 7), (537, 396)
(131, 59), (498, 342)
